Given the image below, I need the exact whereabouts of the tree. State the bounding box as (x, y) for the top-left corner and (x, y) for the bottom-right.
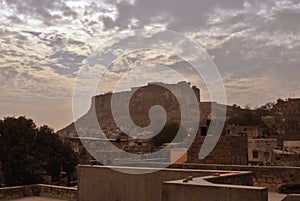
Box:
(0, 116), (78, 186)
(35, 125), (78, 181)
(227, 108), (260, 126)
(0, 116), (43, 185)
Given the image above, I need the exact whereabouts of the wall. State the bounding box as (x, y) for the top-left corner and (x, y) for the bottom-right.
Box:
(38, 184), (77, 201)
(205, 172), (253, 186)
(0, 185), (34, 200)
(248, 139), (277, 164)
(188, 135), (248, 165)
(78, 165), (253, 201)
(225, 125), (261, 138)
(162, 180), (267, 201)
(283, 141), (300, 148)
(169, 163), (300, 191)
(0, 184), (77, 201)
(282, 194), (300, 201)
(170, 149), (187, 164)
(272, 151), (300, 167)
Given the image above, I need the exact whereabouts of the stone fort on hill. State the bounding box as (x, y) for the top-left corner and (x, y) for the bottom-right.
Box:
(59, 81), (216, 138)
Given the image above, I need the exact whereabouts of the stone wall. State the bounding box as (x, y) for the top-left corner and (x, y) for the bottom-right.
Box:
(0, 185), (35, 200)
(272, 152), (300, 167)
(38, 184), (77, 201)
(187, 135), (248, 165)
(0, 184), (77, 200)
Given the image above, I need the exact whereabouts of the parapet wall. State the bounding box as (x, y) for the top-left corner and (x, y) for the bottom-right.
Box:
(162, 179), (267, 201)
(37, 184), (77, 201)
(169, 163), (300, 191)
(0, 184), (77, 201)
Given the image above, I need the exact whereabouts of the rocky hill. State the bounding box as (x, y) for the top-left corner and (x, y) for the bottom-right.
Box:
(58, 81), (204, 138)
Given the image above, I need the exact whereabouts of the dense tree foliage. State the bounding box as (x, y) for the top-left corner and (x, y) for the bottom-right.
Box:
(0, 116), (78, 186)
(227, 107), (260, 126)
(224, 102), (278, 137)
(227, 102), (275, 127)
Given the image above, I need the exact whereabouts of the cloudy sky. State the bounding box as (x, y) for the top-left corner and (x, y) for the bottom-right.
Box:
(0, 0), (299, 130)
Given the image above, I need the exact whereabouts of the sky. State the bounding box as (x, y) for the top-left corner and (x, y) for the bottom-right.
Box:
(0, 0), (299, 130)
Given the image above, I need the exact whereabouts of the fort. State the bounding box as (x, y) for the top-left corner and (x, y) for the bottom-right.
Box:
(60, 81), (200, 136)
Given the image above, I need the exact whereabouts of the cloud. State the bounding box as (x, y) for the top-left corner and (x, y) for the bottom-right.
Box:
(1, 0), (300, 128)
(3, 0), (77, 26)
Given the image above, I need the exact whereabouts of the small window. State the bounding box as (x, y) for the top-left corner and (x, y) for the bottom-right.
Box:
(201, 127), (207, 136)
(263, 152), (270, 159)
(253, 150), (259, 159)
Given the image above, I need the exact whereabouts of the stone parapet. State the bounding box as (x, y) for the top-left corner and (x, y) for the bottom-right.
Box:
(0, 184), (77, 200)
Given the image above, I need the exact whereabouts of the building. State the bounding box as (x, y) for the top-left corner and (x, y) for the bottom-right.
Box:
(248, 139), (278, 165)
(170, 148), (188, 164)
(188, 135), (248, 165)
(272, 141), (300, 166)
(273, 98), (300, 145)
(225, 125), (261, 138)
(2, 164), (300, 201)
(77, 165), (267, 201)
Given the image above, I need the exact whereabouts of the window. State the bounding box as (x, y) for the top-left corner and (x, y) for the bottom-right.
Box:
(263, 152), (270, 159)
(253, 150), (259, 159)
(201, 127), (207, 136)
